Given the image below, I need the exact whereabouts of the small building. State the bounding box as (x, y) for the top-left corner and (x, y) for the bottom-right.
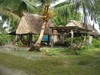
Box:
(15, 13), (54, 46)
(50, 20), (99, 47)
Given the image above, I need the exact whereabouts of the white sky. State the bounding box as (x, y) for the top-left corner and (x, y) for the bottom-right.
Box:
(51, 0), (66, 7)
(0, 16), (2, 20)
(55, 0), (66, 4)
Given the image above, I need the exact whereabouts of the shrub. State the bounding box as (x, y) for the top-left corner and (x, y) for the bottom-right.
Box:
(0, 34), (11, 45)
(92, 38), (100, 48)
(65, 36), (85, 50)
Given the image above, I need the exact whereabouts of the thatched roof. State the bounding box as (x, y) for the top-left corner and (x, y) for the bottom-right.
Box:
(66, 20), (93, 31)
(16, 13), (54, 35)
(88, 29), (100, 36)
(66, 20), (100, 36)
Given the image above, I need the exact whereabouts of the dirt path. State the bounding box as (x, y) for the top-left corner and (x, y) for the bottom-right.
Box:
(0, 65), (27, 75)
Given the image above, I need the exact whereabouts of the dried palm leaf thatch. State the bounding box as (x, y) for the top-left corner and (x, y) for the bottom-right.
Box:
(16, 13), (54, 35)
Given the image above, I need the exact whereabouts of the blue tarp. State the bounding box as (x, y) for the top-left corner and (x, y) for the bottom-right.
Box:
(42, 35), (48, 41)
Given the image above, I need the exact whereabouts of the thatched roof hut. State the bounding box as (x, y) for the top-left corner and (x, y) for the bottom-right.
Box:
(66, 20), (100, 36)
(16, 13), (54, 35)
(66, 20), (93, 31)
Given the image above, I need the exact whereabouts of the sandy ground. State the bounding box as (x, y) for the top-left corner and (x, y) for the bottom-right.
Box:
(0, 65), (28, 75)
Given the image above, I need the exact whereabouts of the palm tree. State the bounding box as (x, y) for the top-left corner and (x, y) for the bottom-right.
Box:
(29, 0), (58, 51)
(0, 0), (37, 29)
(71, 0), (100, 43)
(54, 0), (100, 26)
(0, 0), (58, 50)
(0, 0), (38, 46)
(52, 1), (81, 26)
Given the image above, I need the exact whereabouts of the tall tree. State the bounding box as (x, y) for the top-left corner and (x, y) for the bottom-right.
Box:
(52, 0), (100, 26)
(52, 1), (81, 26)
(0, 0), (37, 32)
(29, 0), (58, 51)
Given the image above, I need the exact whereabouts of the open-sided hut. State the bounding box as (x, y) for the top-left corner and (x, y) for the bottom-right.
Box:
(66, 20), (93, 34)
(50, 20), (99, 47)
(50, 20), (94, 35)
(16, 13), (54, 46)
(66, 20), (100, 37)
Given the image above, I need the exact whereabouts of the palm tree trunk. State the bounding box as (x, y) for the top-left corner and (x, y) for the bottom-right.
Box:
(35, 22), (46, 44)
(28, 34), (32, 46)
(82, 2), (88, 45)
(29, 21), (46, 51)
(70, 30), (74, 49)
(29, 3), (49, 51)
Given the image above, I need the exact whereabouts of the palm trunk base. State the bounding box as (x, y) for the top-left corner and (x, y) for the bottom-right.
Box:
(28, 43), (41, 51)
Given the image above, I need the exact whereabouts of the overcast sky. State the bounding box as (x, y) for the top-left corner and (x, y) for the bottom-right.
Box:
(51, 0), (66, 7)
(0, 16), (1, 20)
(56, 0), (66, 4)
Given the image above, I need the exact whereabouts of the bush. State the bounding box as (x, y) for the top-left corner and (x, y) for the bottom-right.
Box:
(65, 36), (85, 50)
(16, 40), (24, 46)
(92, 38), (100, 48)
(0, 34), (11, 45)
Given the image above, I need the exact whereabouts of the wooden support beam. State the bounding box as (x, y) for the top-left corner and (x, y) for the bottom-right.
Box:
(70, 30), (74, 49)
(51, 29), (54, 47)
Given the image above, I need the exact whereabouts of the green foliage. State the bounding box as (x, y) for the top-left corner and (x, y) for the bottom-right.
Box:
(62, 49), (80, 55)
(80, 38), (100, 50)
(33, 35), (39, 41)
(52, 4), (81, 26)
(0, 34), (11, 45)
(92, 38), (100, 48)
(0, 0), (38, 34)
(0, 0), (37, 13)
(41, 47), (81, 55)
(16, 40), (24, 46)
(0, 20), (5, 33)
(65, 36), (84, 48)
(9, 18), (18, 32)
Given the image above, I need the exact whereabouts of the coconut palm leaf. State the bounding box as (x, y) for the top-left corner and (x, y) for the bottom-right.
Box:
(52, 1), (81, 25)
(53, 0), (100, 26)
(0, 0), (37, 17)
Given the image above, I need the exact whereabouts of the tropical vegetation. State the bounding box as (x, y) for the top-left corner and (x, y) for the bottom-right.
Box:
(0, 0), (100, 75)
(0, 0), (100, 46)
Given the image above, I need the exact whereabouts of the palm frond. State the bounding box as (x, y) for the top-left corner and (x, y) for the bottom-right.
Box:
(0, 8), (20, 21)
(0, 0), (37, 13)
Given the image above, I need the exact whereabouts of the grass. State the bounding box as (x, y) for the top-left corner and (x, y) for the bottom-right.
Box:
(0, 47), (100, 75)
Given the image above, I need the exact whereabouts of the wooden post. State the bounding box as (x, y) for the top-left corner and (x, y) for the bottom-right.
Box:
(88, 35), (93, 46)
(47, 35), (50, 46)
(51, 29), (54, 47)
(28, 34), (32, 46)
(70, 30), (74, 49)
(60, 33), (64, 44)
